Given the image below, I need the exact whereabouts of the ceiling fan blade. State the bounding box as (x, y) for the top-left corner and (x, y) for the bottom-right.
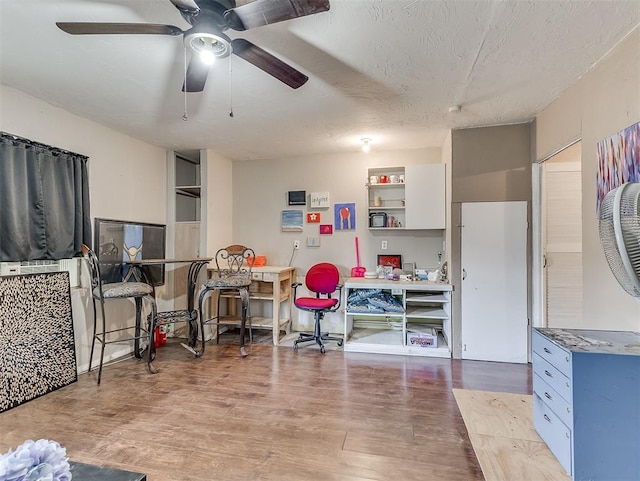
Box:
(231, 38), (308, 89)
(224, 0), (330, 31)
(182, 55), (210, 92)
(168, 0), (200, 15)
(56, 22), (184, 36)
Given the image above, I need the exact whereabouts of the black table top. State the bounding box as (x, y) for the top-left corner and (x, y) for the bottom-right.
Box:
(69, 461), (146, 481)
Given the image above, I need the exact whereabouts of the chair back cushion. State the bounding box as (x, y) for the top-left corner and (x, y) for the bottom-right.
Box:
(305, 263), (339, 294)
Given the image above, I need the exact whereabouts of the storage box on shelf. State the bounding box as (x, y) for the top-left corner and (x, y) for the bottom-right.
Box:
(343, 278), (452, 357)
(366, 164), (445, 230)
(532, 328), (640, 481)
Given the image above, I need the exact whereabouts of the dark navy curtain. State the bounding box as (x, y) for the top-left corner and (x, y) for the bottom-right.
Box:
(0, 132), (91, 261)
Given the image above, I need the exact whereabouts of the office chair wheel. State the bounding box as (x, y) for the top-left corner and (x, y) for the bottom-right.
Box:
(338, 339), (343, 347)
(320, 345), (326, 354)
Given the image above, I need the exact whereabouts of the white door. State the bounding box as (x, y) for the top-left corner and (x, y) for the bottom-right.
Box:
(461, 201), (528, 363)
(542, 142), (582, 327)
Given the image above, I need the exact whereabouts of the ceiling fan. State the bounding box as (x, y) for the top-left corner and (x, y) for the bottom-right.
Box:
(56, 0), (330, 92)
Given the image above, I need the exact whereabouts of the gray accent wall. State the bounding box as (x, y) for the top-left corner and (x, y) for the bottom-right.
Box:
(450, 123), (533, 358)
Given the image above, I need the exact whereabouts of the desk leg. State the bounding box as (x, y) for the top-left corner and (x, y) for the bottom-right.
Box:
(272, 276), (281, 346)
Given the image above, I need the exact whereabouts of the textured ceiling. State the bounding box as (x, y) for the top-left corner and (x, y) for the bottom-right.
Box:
(1, 0), (639, 160)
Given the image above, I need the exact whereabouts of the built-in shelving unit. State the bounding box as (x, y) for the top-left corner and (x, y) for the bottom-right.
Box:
(366, 164), (446, 230)
(343, 278), (452, 357)
(175, 155), (201, 222)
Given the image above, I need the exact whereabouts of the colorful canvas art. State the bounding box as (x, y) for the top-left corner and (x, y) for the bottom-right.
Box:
(320, 224), (333, 235)
(307, 212), (320, 223)
(334, 203), (356, 230)
(282, 210), (304, 232)
(596, 121), (640, 213)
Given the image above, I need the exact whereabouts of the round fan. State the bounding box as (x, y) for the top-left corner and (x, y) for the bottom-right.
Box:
(56, 0), (330, 92)
(598, 182), (640, 298)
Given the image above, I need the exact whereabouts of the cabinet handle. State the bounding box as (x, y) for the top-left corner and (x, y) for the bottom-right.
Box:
(544, 370), (553, 378)
(544, 414), (551, 423)
(543, 347), (551, 354)
(544, 392), (552, 400)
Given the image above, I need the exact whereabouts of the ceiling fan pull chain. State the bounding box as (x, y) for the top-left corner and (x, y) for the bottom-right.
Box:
(182, 45), (188, 121)
(229, 56), (234, 118)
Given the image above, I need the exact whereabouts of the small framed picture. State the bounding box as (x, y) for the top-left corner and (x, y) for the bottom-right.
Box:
(377, 254), (402, 269)
(287, 190), (306, 206)
(319, 224), (333, 235)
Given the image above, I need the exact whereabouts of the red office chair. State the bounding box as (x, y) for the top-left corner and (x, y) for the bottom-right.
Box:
(292, 263), (343, 353)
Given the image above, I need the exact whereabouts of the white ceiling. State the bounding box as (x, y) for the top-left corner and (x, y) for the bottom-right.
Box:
(1, 0), (639, 161)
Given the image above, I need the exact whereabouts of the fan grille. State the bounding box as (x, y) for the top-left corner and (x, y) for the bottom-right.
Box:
(599, 183), (640, 298)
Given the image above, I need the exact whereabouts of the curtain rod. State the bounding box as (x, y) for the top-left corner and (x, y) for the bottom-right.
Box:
(0, 131), (88, 160)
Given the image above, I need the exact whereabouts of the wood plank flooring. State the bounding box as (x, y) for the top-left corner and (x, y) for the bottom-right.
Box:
(0, 340), (531, 481)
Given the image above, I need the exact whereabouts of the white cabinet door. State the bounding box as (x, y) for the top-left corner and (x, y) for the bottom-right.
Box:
(405, 164), (445, 229)
(461, 201), (528, 363)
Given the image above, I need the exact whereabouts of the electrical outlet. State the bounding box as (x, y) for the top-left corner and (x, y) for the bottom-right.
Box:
(293, 240), (300, 249)
(381, 240), (388, 250)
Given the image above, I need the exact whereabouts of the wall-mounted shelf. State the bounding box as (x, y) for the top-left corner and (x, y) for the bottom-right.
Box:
(366, 164), (446, 230)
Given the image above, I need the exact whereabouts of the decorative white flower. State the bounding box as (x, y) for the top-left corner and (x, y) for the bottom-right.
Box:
(0, 439), (71, 481)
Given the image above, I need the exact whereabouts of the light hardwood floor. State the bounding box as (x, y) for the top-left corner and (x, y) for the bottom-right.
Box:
(0, 339), (531, 481)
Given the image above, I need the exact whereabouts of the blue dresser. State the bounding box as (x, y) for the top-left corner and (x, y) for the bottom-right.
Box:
(532, 328), (640, 481)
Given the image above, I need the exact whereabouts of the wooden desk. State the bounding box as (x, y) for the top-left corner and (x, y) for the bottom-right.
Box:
(208, 266), (295, 346)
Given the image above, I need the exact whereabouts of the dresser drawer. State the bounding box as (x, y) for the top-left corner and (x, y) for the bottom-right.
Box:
(534, 392), (572, 476)
(533, 372), (573, 428)
(533, 353), (572, 403)
(532, 330), (572, 378)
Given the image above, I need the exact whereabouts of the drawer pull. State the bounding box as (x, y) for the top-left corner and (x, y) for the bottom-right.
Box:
(544, 392), (552, 400)
(544, 347), (551, 354)
(544, 414), (551, 423)
(544, 370), (553, 378)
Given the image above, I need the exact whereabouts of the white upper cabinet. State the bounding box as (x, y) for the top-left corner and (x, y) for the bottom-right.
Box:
(367, 163), (445, 230)
(405, 164), (445, 229)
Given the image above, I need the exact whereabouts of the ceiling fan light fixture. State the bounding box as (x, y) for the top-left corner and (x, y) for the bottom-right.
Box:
(361, 138), (372, 153)
(185, 32), (232, 64)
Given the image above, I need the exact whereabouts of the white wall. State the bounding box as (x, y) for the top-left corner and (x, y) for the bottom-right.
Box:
(0, 85), (168, 373)
(232, 148), (445, 332)
(536, 28), (640, 331)
(232, 148), (445, 277)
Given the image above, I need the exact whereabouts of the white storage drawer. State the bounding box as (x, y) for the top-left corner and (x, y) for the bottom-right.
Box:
(533, 372), (573, 428)
(532, 329), (571, 378)
(532, 353), (572, 403)
(534, 392), (572, 475)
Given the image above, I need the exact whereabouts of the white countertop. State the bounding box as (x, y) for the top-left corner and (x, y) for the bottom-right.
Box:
(344, 277), (452, 291)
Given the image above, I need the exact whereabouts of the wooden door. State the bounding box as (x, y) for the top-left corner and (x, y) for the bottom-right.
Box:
(461, 201), (528, 363)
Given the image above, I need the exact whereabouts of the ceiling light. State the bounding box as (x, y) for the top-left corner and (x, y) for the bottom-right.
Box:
(184, 32), (232, 65)
(200, 42), (216, 65)
(361, 138), (372, 153)
(448, 105), (461, 113)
